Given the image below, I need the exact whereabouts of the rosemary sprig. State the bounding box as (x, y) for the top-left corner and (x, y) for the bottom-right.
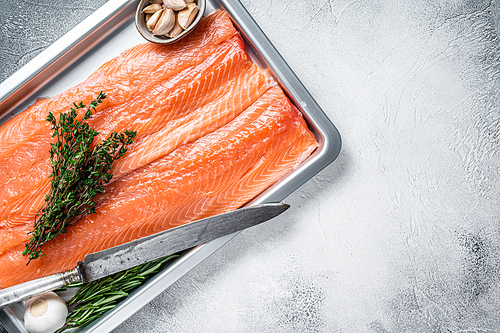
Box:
(55, 254), (180, 333)
(23, 92), (137, 264)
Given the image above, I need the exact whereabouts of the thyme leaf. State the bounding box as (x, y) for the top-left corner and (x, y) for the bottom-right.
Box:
(23, 92), (137, 264)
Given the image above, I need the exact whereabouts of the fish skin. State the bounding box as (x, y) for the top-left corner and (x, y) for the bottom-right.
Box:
(0, 86), (318, 287)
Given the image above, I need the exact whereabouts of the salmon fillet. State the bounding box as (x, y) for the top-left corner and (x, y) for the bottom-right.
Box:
(0, 10), (238, 187)
(0, 11), (318, 288)
(0, 61), (273, 255)
(0, 86), (317, 287)
(0, 33), (261, 236)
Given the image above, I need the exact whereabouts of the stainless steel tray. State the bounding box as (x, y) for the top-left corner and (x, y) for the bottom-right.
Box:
(0, 0), (341, 331)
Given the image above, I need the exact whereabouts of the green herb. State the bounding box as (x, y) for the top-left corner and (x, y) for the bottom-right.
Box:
(55, 254), (179, 333)
(23, 92), (137, 264)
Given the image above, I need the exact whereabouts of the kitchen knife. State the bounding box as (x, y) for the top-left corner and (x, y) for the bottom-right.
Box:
(0, 203), (289, 309)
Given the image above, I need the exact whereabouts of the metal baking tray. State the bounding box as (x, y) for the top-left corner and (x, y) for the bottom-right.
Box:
(0, 0), (341, 331)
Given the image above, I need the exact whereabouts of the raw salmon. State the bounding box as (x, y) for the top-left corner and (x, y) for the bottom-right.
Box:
(0, 61), (273, 255)
(0, 10), (238, 187)
(0, 86), (317, 287)
(0, 33), (262, 236)
(0, 10), (318, 288)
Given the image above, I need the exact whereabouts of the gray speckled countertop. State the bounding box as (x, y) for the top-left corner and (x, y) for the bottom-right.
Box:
(2, 0), (500, 332)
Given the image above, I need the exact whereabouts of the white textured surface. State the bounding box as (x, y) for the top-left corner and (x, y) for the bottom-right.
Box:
(2, 0), (500, 332)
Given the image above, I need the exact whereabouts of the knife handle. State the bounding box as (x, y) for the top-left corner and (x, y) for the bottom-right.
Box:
(0, 265), (83, 309)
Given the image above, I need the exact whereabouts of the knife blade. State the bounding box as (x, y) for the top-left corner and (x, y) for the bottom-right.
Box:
(0, 203), (289, 309)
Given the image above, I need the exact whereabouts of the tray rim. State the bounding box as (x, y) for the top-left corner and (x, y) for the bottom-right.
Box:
(0, 0), (341, 332)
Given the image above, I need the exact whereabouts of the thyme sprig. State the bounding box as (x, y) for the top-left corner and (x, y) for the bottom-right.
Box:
(55, 254), (180, 333)
(23, 92), (137, 264)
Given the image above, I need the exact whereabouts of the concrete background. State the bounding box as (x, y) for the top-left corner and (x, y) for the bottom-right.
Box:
(1, 0), (500, 332)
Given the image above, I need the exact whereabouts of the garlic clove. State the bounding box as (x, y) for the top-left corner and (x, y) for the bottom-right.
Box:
(162, 0), (187, 11)
(147, 9), (163, 32)
(149, 0), (163, 3)
(167, 16), (184, 37)
(145, 13), (152, 22)
(142, 3), (163, 13)
(177, 3), (199, 29)
(24, 292), (68, 333)
(153, 8), (175, 35)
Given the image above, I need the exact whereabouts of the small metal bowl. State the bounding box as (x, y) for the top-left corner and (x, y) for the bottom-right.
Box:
(135, 0), (206, 44)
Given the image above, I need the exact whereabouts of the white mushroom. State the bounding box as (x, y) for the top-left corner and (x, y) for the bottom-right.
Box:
(23, 292), (68, 333)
